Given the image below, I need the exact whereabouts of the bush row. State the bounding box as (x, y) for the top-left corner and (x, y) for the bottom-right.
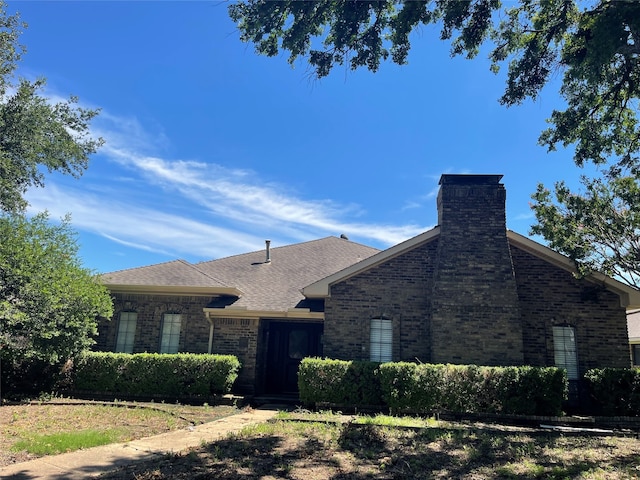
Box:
(299, 358), (566, 416)
(584, 368), (640, 416)
(71, 352), (240, 398)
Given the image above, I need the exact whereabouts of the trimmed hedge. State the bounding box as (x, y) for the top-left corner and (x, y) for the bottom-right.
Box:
(298, 358), (383, 406)
(380, 363), (566, 416)
(299, 358), (566, 416)
(584, 368), (640, 416)
(72, 352), (240, 397)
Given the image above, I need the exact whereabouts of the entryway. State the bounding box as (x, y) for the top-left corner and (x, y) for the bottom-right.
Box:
(265, 321), (323, 394)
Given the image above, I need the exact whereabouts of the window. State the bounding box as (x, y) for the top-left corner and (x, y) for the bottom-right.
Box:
(160, 313), (181, 353)
(553, 325), (578, 380)
(632, 344), (640, 366)
(370, 318), (392, 362)
(115, 312), (137, 353)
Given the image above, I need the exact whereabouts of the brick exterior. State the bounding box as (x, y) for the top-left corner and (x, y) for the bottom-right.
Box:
(324, 240), (437, 363)
(430, 176), (523, 365)
(96, 293), (212, 354)
(96, 294), (260, 394)
(511, 245), (630, 373)
(324, 175), (630, 374)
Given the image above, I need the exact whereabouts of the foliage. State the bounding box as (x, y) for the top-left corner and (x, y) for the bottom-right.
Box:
(72, 352), (241, 397)
(0, 213), (113, 395)
(584, 367), (640, 416)
(229, 0), (640, 172)
(299, 358), (565, 416)
(531, 175), (640, 287)
(0, 1), (103, 214)
(298, 358), (383, 406)
(229, 1), (640, 282)
(380, 363), (566, 416)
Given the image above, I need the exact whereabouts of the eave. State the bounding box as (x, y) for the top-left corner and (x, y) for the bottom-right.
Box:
(204, 306), (324, 320)
(105, 284), (243, 297)
(507, 230), (640, 309)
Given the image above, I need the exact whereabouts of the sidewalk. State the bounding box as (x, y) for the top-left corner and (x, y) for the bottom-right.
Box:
(0, 406), (279, 480)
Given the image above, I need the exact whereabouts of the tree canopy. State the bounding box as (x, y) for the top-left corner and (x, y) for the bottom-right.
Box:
(229, 0), (640, 287)
(0, 1), (103, 214)
(0, 213), (113, 396)
(0, 2), (112, 397)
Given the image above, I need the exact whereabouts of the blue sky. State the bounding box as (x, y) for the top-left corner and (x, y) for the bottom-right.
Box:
(11, 1), (590, 273)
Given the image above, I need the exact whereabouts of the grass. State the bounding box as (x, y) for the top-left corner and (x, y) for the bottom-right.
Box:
(12, 429), (124, 455)
(97, 415), (640, 479)
(0, 399), (238, 466)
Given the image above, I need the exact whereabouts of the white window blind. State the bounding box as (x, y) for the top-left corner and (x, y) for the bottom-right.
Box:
(370, 318), (392, 362)
(553, 325), (578, 380)
(160, 313), (181, 354)
(115, 312), (137, 353)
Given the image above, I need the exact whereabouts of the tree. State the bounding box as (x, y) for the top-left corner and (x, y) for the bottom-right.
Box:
(0, 1), (103, 214)
(229, 0), (640, 285)
(531, 175), (640, 288)
(0, 213), (113, 395)
(0, 2), (111, 398)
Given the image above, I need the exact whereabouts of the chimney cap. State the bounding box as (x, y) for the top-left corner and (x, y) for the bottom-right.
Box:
(439, 174), (503, 185)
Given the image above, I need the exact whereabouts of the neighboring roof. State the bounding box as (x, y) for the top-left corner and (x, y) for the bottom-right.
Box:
(101, 259), (241, 296)
(101, 237), (380, 312)
(303, 228), (640, 310)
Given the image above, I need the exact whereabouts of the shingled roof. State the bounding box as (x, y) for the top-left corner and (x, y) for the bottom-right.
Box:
(101, 237), (380, 312)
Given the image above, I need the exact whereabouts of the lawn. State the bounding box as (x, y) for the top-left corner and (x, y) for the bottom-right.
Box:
(96, 414), (640, 479)
(2, 402), (640, 479)
(0, 399), (238, 466)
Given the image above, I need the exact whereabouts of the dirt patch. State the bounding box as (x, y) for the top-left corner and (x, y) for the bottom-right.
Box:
(0, 399), (237, 467)
(98, 419), (640, 479)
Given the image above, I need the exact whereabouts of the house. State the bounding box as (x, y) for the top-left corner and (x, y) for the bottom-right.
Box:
(97, 174), (640, 395)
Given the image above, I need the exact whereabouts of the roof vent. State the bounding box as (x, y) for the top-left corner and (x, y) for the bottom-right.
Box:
(340, 234), (349, 240)
(265, 240), (271, 263)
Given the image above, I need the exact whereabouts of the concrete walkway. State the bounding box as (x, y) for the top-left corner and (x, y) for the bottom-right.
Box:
(0, 406), (278, 480)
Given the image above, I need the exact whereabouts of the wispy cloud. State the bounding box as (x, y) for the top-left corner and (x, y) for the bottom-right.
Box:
(26, 108), (430, 261)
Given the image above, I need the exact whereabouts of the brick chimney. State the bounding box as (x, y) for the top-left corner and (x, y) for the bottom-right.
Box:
(430, 174), (524, 365)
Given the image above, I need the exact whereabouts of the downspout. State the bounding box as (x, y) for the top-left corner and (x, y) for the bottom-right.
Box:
(206, 311), (214, 354)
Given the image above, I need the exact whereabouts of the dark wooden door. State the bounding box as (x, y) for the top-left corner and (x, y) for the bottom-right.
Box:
(266, 322), (322, 394)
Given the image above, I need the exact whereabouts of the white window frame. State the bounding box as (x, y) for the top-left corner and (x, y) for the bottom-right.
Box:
(553, 325), (578, 380)
(160, 313), (182, 354)
(115, 312), (137, 353)
(370, 318), (392, 362)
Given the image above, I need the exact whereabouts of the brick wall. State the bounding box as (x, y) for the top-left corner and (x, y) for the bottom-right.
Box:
(96, 293), (211, 353)
(511, 245), (630, 372)
(210, 316), (259, 394)
(430, 175), (523, 365)
(324, 239), (437, 362)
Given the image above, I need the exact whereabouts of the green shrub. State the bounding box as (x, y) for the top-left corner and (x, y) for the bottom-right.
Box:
(305, 359), (566, 416)
(298, 358), (382, 406)
(72, 352), (240, 397)
(584, 368), (640, 416)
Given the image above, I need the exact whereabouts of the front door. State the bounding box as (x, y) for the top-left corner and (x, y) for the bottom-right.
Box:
(266, 322), (323, 394)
